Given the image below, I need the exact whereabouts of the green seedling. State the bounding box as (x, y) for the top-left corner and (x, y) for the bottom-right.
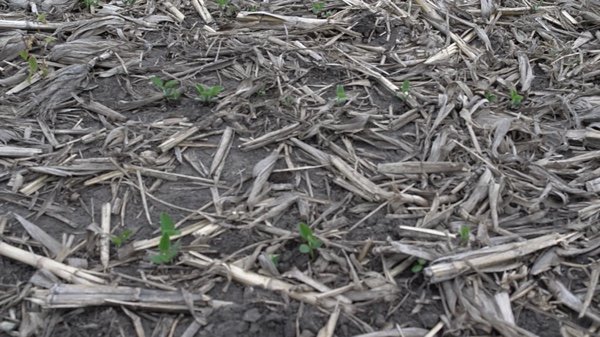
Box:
(397, 80), (411, 101)
(401, 80), (411, 95)
(215, 0), (229, 9)
(195, 84), (223, 103)
(298, 223), (322, 258)
(150, 212), (181, 264)
(151, 76), (181, 101)
(282, 95), (294, 107)
(43, 36), (57, 45)
(81, 0), (98, 9)
(484, 91), (496, 102)
(312, 1), (324, 14)
(509, 88), (523, 107)
(335, 84), (347, 104)
(36, 13), (47, 23)
(459, 225), (470, 244)
(411, 258), (427, 273)
(19, 50), (43, 82)
(270, 254), (280, 265)
(111, 229), (132, 248)
(19, 51), (37, 75)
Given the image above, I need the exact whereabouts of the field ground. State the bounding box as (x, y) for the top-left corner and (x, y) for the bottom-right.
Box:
(1, 0), (600, 336)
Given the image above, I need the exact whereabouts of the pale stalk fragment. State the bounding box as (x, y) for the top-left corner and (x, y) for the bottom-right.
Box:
(377, 161), (469, 174)
(352, 327), (430, 337)
(182, 252), (355, 313)
(0, 146), (42, 157)
(209, 127), (234, 180)
(425, 234), (571, 283)
(578, 261), (600, 319)
(163, 1), (185, 22)
(121, 220), (218, 257)
(122, 307), (146, 337)
(316, 303), (341, 337)
(158, 126), (199, 153)
(100, 202), (111, 269)
(236, 11), (346, 29)
(29, 283), (213, 309)
(14, 213), (63, 257)
(0, 242), (106, 285)
(544, 277), (600, 324)
(190, 0), (214, 23)
(247, 148), (280, 208)
(283, 267), (352, 304)
(423, 321), (444, 337)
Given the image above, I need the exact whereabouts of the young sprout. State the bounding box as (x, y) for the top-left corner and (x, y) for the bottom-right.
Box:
(312, 1), (324, 14)
(111, 229), (132, 248)
(484, 91), (497, 102)
(150, 212), (181, 264)
(411, 258), (427, 273)
(509, 88), (523, 107)
(396, 80), (411, 101)
(81, 0), (98, 9)
(335, 84), (347, 104)
(36, 13), (47, 23)
(151, 76), (181, 101)
(401, 80), (410, 95)
(298, 223), (322, 258)
(195, 84), (223, 103)
(281, 95), (295, 107)
(215, 0), (229, 9)
(459, 225), (470, 244)
(19, 50), (40, 82)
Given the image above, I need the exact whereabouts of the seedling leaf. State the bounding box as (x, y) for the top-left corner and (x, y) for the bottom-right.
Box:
(411, 263), (424, 273)
(411, 258), (426, 273)
(312, 2), (324, 14)
(401, 80), (410, 94)
(459, 225), (470, 243)
(150, 212), (181, 264)
(299, 244), (311, 254)
(195, 84), (223, 103)
(160, 212), (179, 236)
(158, 233), (170, 252)
(484, 91), (496, 102)
(151, 76), (163, 87)
(151, 252), (173, 264)
(81, 0), (99, 9)
(37, 13), (47, 23)
(308, 236), (322, 248)
(111, 229), (132, 247)
(215, 0), (229, 9)
(297, 223), (322, 258)
(299, 223), (312, 239)
(19, 50), (29, 61)
(151, 235), (180, 264)
(150, 254), (165, 264)
(27, 56), (38, 74)
(164, 80), (178, 89)
(335, 84), (347, 104)
(509, 89), (523, 107)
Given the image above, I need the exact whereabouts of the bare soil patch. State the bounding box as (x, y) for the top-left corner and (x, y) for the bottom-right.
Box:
(1, 1), (600, 336)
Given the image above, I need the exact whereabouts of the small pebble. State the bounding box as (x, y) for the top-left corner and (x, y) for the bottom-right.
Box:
(242, 308), (262, 322)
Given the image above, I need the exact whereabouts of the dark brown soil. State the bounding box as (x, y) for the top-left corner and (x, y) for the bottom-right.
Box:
(2, 1), (600, 337)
